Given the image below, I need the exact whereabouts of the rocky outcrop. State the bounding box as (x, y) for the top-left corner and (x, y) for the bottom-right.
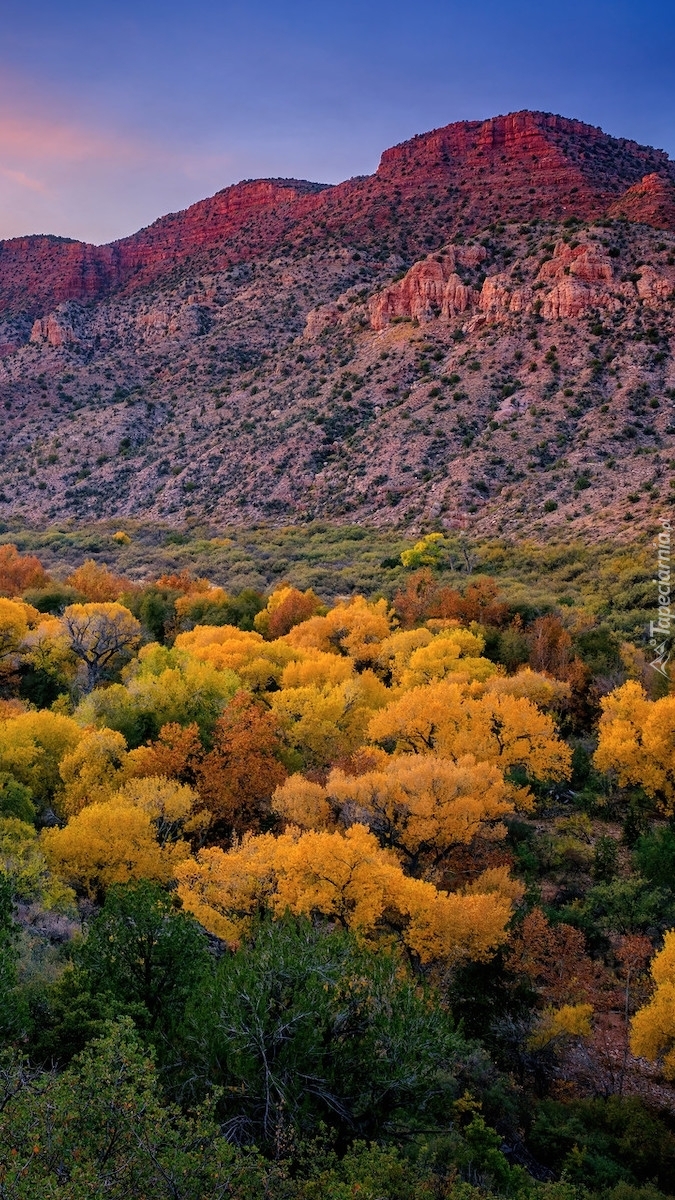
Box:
(608, 173), (675, 230)
(369, 246), (485, 328)
(29, 302), (87, 348)
(636, 265), (673, 302)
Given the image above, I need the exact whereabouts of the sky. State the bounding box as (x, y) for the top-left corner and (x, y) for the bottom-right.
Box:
(1, 0), (674, 245)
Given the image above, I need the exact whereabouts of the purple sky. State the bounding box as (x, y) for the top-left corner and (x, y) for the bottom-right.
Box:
(2, 0), (674, 244)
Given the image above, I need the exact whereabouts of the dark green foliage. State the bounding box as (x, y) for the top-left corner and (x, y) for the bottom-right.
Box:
(21, 582), (81, 613)
(593, 835), (619, 883)
(0, 1019), (255, 1199)
(0, 873), (26, 1040)
(0, 773), (36, 824)
(136, 584), (181, 642)
(183, 915), (464, 1147)
(528, 1097), (675, 1192)
(634, 827), (675, 891)
(78, 881), (212, 1035)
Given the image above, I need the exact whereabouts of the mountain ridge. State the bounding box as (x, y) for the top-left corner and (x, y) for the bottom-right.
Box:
(0, 109), (673, 541)
(1, 110), (673, 325)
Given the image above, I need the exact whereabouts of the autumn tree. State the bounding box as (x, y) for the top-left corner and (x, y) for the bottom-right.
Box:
(0, 543), (49, 598)
(270, 673), (387, 770)
(254, 585), (323, 638)
(112, 776), (210, 844)
(594, 681), (675, 812)
(196, 692), (287, 836)
(630, 930), (675, 1076)
(175, 823), (519, 965)
(273, 752), (513, 876)
(0, 598), (40, 673)
(174, 624), (299, 691)
(393, 569), (442, 628)
(65, 559), (134, 602)
(483, 667), (571, 712)
(42, 799), (187, 897)
(58, 728), (129, 816)
(62, 602), (141, 691)
(285, 597), (394, 669)
(126, 721), (203, 785)
(527, 614), (573, 677)
(76, 644), (239, 745)
(368, 680), (571, 800)
(0, 709), (82, 811)
(507, 907), (606, 1050)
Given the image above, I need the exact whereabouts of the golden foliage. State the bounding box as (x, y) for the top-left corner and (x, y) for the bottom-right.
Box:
(0, 598), (40, 668)
(280, 650), (354, 689)
(630, 929), (675, 1077)
(594, 681), (675, 810)
(367, 680), (571, 798)
(59, 728), (129, 816)
(483, 667), (571, 711)
(42, 800), (186, 897)
(112, 775), (209, 844)
(285, 597), (394, 667)
(272, 774), (333, 830)
(528, 1003), (594, 1050)
(175, 625), (297, 691)
(175, 822), (516, 963)
(0, 709), (82, 807)
(273, 753), (513, 871)
(396, 627), (498, 689)
(270, 673), (388, 770)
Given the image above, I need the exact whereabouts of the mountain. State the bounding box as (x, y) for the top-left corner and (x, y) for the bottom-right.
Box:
(0, 109), (674, 540)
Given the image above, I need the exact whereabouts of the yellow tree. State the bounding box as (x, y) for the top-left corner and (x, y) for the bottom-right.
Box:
(273, 752), (513, 874)
(630, 931), (675, 1077)
(594, 681), (675, 811)
(58, 728), (129, 816)
(483, 667), (571, 712)
(396, 627), (498, 689)
(175, 625), (297, 691)
(368, 680), (571, 801)
(42, 799), (186, 898)
(112, 776), (210, 844)
(285, 597), (394, 668)
(270, 673), (387, 770)
(62, 602), (141, 691)
(0, 709), (82, 810)
(0, 598), (40, 674)
(175, 823), (520, 964)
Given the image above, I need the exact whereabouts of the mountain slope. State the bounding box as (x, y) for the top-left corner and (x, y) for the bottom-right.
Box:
(0, 110), (674, 540)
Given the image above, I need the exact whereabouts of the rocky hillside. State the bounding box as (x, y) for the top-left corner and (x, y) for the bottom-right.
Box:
(0, 110), (674, 538)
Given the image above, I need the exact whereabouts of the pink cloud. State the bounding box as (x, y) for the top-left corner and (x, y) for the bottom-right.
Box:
(0, 112), (145, 165)
(1, 167), (48, 193)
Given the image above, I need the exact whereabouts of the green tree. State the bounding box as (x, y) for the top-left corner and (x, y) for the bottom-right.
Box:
(0, 772), (35, 824)
(78, 881), (212, 1036)
(0, 1019), (261, 1198)
(183, 914), (465, 1147)
(0, 873), (25, 1042)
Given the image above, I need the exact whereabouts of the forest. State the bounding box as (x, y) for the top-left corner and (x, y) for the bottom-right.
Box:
(0, 529), (674, 1200)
